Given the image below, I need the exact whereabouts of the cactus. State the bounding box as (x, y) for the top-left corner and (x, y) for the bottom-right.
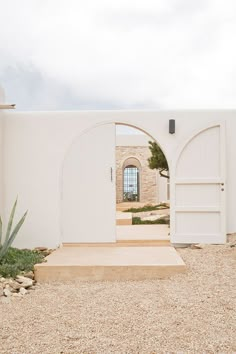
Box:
(0, 198), (27, 261)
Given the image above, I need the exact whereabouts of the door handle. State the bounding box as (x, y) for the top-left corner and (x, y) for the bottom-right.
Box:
(110, 167), (113, 182)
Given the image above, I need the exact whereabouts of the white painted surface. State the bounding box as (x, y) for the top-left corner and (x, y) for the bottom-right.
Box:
(62, 123), (116, 243)
(116, 134), (152, 146)
(0, 115), (3, 213)
(172, 124), (226, 244)
(0, 111), (235, 248)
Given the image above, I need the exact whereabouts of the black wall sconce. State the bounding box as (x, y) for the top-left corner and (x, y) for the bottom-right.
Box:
(169, 119), (175, 134)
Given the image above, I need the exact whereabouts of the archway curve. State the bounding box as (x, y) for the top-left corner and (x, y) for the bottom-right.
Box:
(173, 122), (224, 175)
(61, 120), (170, 174)
(115, 121), (170, 170)
(61, 120), (170, 200)
(122, 156), (142, 170)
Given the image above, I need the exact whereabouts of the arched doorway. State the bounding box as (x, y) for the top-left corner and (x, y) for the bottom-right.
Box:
(62, 121), (170, 243)
(115, 124), (170, 242)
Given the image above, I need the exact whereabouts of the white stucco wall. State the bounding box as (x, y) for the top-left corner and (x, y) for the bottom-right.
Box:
(0, 88), (5, 213)
(0, 114), (3, 213)
(0, 110), (235, 248)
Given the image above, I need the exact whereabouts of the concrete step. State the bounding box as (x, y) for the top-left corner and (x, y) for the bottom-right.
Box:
(116, 212), (132, 225)
(116, 239), (170, 246)
(34, 246), (186, 282)
(63, 240), (170, 247)
(116, 224), (170, 241)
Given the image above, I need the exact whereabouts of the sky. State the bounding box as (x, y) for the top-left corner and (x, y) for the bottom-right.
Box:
(0, 0), (236, 110)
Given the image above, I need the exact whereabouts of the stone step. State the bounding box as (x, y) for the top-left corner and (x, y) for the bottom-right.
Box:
(34, 246), (185, 282)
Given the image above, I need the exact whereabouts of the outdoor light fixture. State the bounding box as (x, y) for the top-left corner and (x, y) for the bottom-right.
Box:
(0, 104), (16, 109)
(169, 119), (175, 134)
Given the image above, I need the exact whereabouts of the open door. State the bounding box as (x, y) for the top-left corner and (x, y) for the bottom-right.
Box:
(62, 123), (116, 243)
(171, 123), (226, 244)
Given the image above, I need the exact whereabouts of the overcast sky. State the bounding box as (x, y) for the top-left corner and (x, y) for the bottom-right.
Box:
(0, 0), (236, 110)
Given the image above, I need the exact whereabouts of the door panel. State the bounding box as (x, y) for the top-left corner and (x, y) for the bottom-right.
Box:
(171, 124), (226, 244)
(62, 123), (116, 243)
(176, 126), (220, 179)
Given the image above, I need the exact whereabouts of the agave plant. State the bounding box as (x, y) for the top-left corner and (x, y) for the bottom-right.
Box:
(0, 198), (27, 261)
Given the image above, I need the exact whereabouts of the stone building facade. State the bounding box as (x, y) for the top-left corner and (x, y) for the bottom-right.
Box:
(116, 135), (168, 204)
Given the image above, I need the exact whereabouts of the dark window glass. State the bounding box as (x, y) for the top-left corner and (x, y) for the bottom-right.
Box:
(123, 165), (139, 201)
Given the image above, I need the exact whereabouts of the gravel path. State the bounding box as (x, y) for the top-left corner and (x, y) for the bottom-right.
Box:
(1, 237), (236, 354)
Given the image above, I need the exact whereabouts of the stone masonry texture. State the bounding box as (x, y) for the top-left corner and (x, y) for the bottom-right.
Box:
(116, 146), (157, 204)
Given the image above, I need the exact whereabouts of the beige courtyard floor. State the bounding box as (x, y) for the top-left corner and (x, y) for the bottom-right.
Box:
(1, 236), (236, 354)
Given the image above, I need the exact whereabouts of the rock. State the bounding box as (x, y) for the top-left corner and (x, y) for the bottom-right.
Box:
(34, 247), (47, 252)
(42, 250), (51, 256)
(19, 287), (27, 295)
(15, 275), (26, 283)
(21, 280), (33, 288)
(191, 243), (206, 249)
(12, 292), (22, 298)
(0, 277), (6, 283)
(27, 285), (36, 291)
(9, 280), (21, 291)
(15, 276), (33, 288)
(0, 287), (3, 297)
(23, 271), (34, 280)
(3, 288), (12, 297)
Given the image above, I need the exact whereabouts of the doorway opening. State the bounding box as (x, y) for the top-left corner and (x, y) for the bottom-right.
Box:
(115, 124), (170, 242)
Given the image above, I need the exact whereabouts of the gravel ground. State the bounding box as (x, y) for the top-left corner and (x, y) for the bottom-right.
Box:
(1, 236), (236, 354)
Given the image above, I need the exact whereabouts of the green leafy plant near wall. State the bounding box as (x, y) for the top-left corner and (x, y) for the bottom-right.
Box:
(0, 199), (45, 278)
(124, 203), (169, 213)
(0, 198), (27, 261)
(132, 216), (169, 225)
(0, 247), (45, 278)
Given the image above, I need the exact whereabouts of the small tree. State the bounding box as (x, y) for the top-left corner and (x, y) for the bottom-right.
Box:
(148, 141), (169, 179)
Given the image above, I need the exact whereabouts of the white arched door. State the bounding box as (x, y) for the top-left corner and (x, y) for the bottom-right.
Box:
(62, 123), (116, 243)
(171, 123), (226, 244)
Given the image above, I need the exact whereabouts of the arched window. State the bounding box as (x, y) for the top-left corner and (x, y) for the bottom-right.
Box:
(123, 165), (140, 201)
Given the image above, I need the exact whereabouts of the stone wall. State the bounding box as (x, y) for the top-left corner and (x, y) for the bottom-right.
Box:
(116, 146), (158, 204)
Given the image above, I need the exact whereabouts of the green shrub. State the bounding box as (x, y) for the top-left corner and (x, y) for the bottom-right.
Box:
(0, 264), (20, 278)
(0, 247), (44, 278)
(124, 203), (168, 213)
(132, 216), (169, 225)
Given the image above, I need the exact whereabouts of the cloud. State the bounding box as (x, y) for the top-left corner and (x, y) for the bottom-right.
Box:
(0, 64), (130, 110)
(0, 0), (236, 110)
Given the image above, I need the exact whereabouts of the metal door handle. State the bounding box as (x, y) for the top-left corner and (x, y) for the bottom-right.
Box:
(110, 167), (113, 182)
